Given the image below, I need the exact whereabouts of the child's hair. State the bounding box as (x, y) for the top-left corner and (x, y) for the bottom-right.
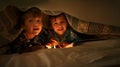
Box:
(17, 7), (44, 29)
(22, 7), (43, 25)
(47, 12), (69, 30)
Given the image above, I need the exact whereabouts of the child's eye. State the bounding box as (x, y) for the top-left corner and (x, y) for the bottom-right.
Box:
(61, 20), (66, 24)
(61, 21), (65, 23)
(54, 22), (58, 25)
(28, 19), (33, 23)
(37, 20), (41, 23)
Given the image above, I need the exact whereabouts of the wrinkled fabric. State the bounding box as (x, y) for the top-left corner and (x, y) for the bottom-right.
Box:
(0, 5), (23, 46)
(0, 5), (120, 67)
(43, 10), (120, 35)
(0, 39), (120, 67)
(0, 5), (120, 46)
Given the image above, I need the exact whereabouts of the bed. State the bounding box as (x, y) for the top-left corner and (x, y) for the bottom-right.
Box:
(0, 5), (120, 67)
(0, 39), (120, 67)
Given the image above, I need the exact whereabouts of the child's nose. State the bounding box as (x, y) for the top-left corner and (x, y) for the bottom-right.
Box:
(32, 22), (39, 26)
(59, 23), (64, 26)
(58, 24), (62, 28)
(34, 21), (41, 24)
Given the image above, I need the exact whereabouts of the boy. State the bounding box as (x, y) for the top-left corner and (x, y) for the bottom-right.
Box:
(5, 7), (47, 54)
(46, 13), (78, 48)
(45, 13), (109, 49)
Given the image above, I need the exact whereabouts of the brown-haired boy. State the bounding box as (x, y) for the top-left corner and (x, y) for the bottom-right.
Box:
(5, 7), (47, 54)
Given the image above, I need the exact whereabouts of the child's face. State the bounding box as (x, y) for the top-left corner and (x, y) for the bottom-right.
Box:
(23, 16), (43, 35)
(50, 15), (68, 36)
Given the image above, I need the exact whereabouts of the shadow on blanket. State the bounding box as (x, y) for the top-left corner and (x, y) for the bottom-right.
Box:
(0, 39), (120, 67)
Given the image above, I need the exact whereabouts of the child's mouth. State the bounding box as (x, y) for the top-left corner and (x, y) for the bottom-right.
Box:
(58, 28), (63, 31)
(33, 27), (39, 30)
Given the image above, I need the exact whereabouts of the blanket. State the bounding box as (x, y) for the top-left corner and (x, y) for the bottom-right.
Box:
(0, 5), (23, 46)
(0, 5), (120, 46)
(43, 10), (120, 35)
(0, 39), (120, 67)
(0, 5), (120, 67)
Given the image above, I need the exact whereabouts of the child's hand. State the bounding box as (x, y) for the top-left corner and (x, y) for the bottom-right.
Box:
(50, 39), (59, 46)
(46, 39), (59, 49)
(64, 42), (74, 48)
(46, 43), (53, 49)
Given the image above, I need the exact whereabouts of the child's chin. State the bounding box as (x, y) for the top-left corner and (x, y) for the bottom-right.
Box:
(34, 32), (39, 35)
(57, 32), (64, 35)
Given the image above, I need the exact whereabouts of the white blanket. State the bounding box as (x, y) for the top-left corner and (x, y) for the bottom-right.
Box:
(0, 39), (120, 67)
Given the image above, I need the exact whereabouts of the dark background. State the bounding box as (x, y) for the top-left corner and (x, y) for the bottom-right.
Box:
(0, 0), (120, 26)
